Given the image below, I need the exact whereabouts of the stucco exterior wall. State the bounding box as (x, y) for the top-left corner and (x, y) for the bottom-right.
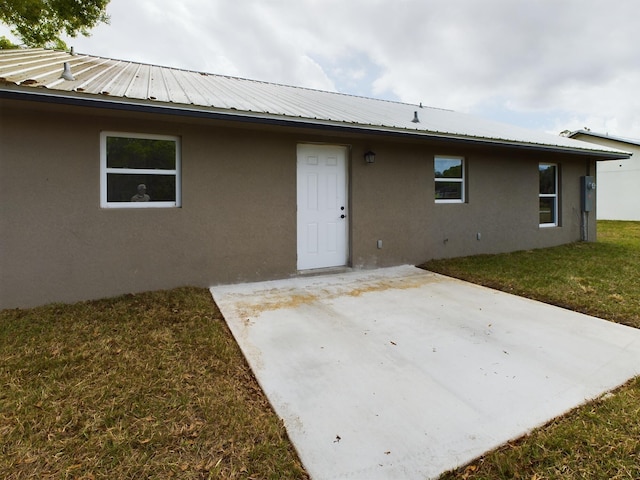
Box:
(1, 99), (596, 308)
(349, 142), (594, 268)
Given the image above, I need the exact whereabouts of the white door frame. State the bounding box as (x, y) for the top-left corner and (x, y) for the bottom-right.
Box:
(297, 144), (349, 270)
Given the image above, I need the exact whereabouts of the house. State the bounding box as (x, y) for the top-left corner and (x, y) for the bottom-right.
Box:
(0, 48), (630, 309)
(564, 130), (639, 221)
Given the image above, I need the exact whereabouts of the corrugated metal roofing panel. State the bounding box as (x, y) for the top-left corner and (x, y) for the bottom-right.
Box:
(124, 62), (151, 99)
(0, 48), (630, 158)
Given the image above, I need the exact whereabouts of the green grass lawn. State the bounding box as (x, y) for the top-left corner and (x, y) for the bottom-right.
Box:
(1, 221), (639, 479)
(0, 289), (308, 479)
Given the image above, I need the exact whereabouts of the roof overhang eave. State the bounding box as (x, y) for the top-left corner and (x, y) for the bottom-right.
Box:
(568, 130), (640, 152)
(1, 86), (631, 161)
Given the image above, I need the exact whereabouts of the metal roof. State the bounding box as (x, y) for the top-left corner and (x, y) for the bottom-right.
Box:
(568, 130), (640, 148)
(0, 48), (630, 159)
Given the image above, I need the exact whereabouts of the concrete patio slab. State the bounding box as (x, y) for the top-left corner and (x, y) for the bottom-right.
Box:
(210, 265), (640, 480)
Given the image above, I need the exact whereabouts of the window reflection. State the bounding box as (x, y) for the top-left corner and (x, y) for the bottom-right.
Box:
(435, 156), (464, 202)
(539, 163), (558, 226)
(101, 133), (180, 208)
(106, 174), (176, 203)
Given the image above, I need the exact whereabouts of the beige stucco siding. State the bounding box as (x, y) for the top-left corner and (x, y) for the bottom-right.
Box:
(0, 99), (595, 309)
(350, 142), (592, 268)
(1, 100), (299, 307)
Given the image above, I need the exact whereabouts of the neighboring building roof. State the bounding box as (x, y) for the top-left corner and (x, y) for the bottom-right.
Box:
(566, 129), (640, 149)
(0, 48), (630, 160)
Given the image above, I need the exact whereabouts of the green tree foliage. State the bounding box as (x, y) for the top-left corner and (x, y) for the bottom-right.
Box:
(0, 0), (110, 47)
(0, 35), (19, 49)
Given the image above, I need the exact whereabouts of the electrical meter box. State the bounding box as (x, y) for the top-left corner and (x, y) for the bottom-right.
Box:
(581, 176), (596, 212)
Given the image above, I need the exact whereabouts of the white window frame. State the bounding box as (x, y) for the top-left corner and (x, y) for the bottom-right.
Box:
(539, 162), (558, 227)
(100, 132), (181, 209)
(435, 155), (465, 203)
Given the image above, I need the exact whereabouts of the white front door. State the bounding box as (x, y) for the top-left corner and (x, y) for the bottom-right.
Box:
(297, 144), (348, 270)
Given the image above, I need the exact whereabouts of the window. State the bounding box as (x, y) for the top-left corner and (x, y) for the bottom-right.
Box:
(435, 156), (464, 203)
(100, 132), (181, 208)
(539, 163), (558, 226)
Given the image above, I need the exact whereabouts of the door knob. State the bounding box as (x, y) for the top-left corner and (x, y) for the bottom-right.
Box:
(341, 214), (346, 219)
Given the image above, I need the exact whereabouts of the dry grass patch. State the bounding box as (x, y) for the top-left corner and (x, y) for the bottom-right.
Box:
(0, 288), (308, 479)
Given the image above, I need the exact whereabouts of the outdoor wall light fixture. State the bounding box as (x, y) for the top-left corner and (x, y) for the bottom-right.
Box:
(364, 150), (376, 164)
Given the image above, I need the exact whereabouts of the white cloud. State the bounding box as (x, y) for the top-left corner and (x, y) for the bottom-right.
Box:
(2, 0), (640, 137)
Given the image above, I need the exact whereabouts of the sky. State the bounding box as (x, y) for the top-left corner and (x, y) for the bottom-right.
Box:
(3, 0), (640, 138)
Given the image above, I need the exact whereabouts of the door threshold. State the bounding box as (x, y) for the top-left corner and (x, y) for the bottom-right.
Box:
(296, 266), (353, 277)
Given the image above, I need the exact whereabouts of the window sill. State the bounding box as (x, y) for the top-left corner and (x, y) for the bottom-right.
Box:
(101, 202), (181, 209)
